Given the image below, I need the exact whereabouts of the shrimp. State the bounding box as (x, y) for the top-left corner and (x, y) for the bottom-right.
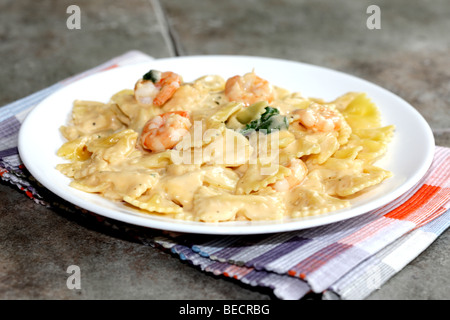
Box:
(134, 70), (182, 106)
(271, 158), (308, 192)
(225, 71), (275, 106)
(293, 103), (342, 132)
(140, 111), (191, 152)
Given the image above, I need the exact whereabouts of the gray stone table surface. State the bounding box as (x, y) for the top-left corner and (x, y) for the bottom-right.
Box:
(0, 0), (449, 300)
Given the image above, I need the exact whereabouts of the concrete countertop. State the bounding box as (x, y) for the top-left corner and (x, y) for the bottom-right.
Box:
(0, 0), (449, 300)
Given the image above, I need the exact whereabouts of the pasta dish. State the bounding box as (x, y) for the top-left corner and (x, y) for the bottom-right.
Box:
(56, 69), (394, 222)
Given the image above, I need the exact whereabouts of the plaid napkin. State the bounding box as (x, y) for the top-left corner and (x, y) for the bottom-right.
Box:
(1, 50), (449, 300)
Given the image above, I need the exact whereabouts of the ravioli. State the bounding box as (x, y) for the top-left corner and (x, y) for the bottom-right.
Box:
(56, 70), (394, 222)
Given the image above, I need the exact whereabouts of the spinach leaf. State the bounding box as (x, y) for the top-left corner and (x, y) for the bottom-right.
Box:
(240, 106), (288, 135)
(142, 70), (161, 83)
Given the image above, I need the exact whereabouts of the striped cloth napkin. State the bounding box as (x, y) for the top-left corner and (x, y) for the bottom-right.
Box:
(1, 51), (449, 300)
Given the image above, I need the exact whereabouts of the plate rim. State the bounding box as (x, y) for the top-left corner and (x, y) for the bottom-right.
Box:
(18, 54), (435, 235)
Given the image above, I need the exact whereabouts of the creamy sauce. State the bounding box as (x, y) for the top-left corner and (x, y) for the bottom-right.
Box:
(57, 73), (394, 222)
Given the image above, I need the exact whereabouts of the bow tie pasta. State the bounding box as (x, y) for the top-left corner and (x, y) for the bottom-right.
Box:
(57, 69), (394, 223)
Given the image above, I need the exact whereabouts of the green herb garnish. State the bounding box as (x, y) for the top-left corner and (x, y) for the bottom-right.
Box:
(142, 70), (161, 83)
(240, 106), (289, 135)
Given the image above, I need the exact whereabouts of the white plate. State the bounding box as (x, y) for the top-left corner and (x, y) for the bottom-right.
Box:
(18, 55), (435, 235)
